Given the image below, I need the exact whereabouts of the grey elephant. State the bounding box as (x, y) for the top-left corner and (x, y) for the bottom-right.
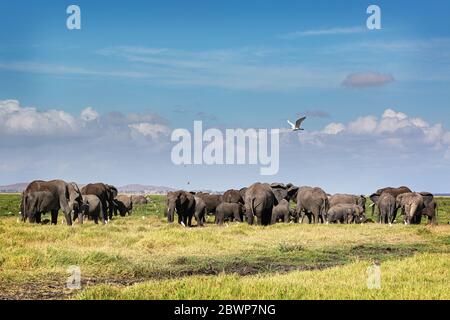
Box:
(21, 180), (83, 225)
(166, 190), (196, 226)
(296, 186), (329, 224)
(371, 186), (412, 216)
(270, 182), (298, 203)
(193, 196), (207, 226)
(23, 191), (57, 223)
(131, 195), (149, 205)
(244, 182), (278, 225)
(329, 194), (366, 212)
(417, 192), (438, 225)
(78, 195), (105, 224)
(396, 192), (433, 225)
(215, 202), (245, 224)
(81, 183), (118, 220)
(369, 192), (397, 224)
(114, 195), (133, 216)
(327, 204), (365, 224)
(194, 192), (222, 216)
(222, 189), (244, 204)
(271, 199), (292, 224)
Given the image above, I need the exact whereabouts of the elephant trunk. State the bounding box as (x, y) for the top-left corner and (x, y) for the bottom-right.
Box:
(167, 204), (176, 223)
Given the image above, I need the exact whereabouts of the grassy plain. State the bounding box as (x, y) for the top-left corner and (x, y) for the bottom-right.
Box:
(0, 194), (449, 299)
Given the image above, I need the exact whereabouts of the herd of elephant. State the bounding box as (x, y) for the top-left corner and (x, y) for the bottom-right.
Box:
(167, 183), (438, 227)
(20, 180), (148, 225)
(18, 180), (438, 227)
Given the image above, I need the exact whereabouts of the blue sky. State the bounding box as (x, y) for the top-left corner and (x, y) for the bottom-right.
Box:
(1, 0), (450, 193)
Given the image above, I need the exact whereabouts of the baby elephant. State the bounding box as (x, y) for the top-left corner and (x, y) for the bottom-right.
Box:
(215, 202), (245, 225)
(327, 204), (365, 224)
(271, 199), (292, 224)
(79, 195), (105, 224)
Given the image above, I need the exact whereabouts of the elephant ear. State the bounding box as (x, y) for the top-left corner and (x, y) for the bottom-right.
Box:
(272, 189), (287, 203)
(420, 192), (434, 207)
(270, 182), (286, 189)
(369, 193), (379, 204)
(287, 186), (299, 201)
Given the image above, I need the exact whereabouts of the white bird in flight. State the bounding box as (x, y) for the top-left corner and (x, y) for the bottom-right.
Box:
(287, 116), (306, 131)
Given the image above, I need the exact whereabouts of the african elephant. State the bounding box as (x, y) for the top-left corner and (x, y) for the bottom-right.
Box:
(23, 191), (58, 223)
(269, 183), (298, 203)
(215, 202), (245, 224)
(371, 186), (412, 216)
(296, 186), (329, 224)
(193, 196), (207, 226)
(78, 195), (105, 224)
(417, 192), (437, 225)
(396, 192), (433, 225)
(327, 204), (364, 224)
(114, 195), (133, 216)
(166, 190), (196, 226)
(329, 194), (366, 212)
(271, 199), (292, 224)
(131, 195), (148, 205)
(81, 183), (118, 220)
(194, 192), (222, 216)
(21, 180), (83, 225)
(369, 192), (397, 224)
(222, 189), (244, 204)
(244, 183), (277, 225)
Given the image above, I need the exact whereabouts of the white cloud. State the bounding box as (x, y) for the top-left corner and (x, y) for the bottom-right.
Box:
(0, 99), (77, 135)
(280, 27), (365, 39)
(0, 99), (170, 142)
(80, 107), (99, 122)
(129, 123), (171, 140)
(322, 122), (345, 135)
(296, 108), (450, 150)
(342, 72), (394, 88)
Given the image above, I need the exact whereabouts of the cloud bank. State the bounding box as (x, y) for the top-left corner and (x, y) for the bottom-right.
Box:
(342, 72), (395, 88)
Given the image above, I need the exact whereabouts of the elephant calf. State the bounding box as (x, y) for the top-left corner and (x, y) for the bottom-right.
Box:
(79, 195), (105, 224)
(114, 195), (133, 216)
(327, 204), (364, 224)
(271, 199), (292, 224)
(25, 191), (58, 223)
(215, 202), (245, 225)
(194, 196), (207, 226)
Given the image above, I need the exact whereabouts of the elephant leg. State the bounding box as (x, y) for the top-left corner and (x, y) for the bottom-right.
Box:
(101, 201), (108, 222)
(93, 214), (99, 224)
(233, 210), (242, 222)
(36, 212), (42, 224)
(271, 214), (276, 225)
(195, 211), (203, 226)
(51, 210), (58, 225)
(63, 211), (73, 226)
(313, 210), (319, 224)
(246, 211), (254, 225)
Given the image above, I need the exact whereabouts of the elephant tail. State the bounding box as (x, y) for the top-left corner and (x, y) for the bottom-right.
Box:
(249, 198), (256, 217)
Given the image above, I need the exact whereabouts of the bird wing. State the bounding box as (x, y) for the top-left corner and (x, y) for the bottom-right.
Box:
(287, 120), (295, 129)
(295, 116), (306, 128)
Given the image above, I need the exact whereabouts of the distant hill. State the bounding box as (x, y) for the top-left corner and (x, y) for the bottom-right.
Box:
(0, 183), (177, 195)
(117, 184), (177, 195)
(0, 183), (28, 193)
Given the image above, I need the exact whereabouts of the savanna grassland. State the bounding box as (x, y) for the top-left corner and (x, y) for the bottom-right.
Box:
(0, 194), (449, 300)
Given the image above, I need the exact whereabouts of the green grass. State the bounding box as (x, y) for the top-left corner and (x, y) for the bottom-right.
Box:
(0, 194), (449, 300)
